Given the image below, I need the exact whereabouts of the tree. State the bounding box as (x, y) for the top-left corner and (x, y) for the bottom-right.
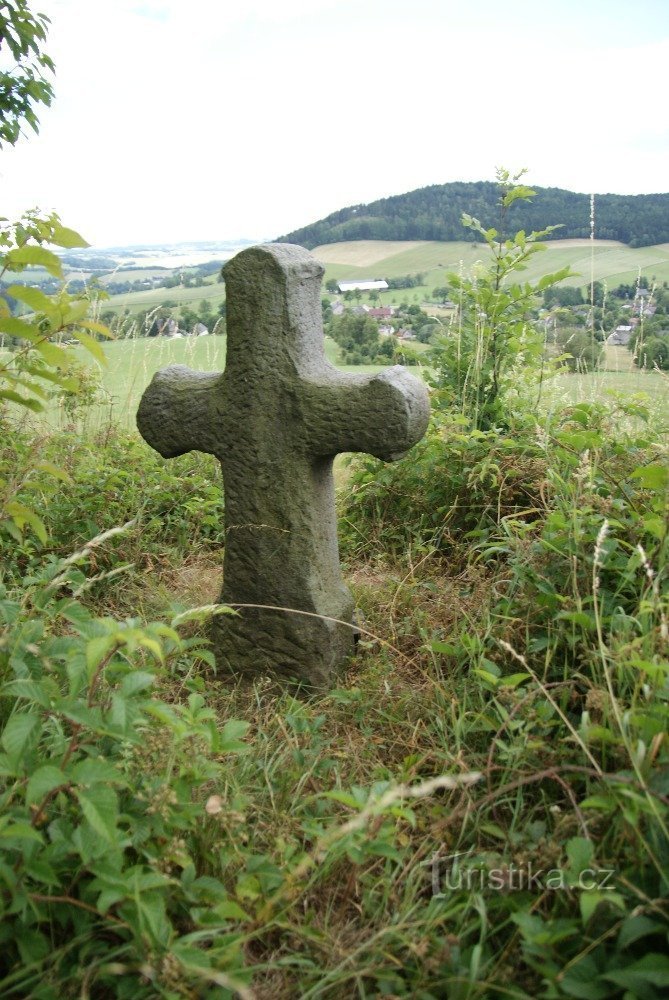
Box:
(429, 169), (573, 430)
(329, 312), (379, 353)
(321, 297), (332, 324)
(0, 0), (55, 147)
(555, 328), (604, 372)
(634, 335), (669, 370)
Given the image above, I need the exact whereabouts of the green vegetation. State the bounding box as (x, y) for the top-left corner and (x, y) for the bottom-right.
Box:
(279, 180), (669, 249)
(0, 0), (54, 146)
(2, 26), (668, 993)
(314, 238), (669, 299)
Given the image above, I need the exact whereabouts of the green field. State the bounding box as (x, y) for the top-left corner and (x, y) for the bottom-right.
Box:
(35, 332), (664, 438)
(48, 335), (425, 429)
(99, 238), (669, 317)
(315, 238), (669, 292)
(104, 277), (224, 315)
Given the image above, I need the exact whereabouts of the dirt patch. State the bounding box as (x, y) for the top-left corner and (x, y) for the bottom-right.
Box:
(157, 553), (223, 607)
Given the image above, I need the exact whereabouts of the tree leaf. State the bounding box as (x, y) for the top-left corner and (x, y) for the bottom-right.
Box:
(630, 463), (668, 491)
(85, 635), (116, 678)
(4, 283), (56, 315)
(79, 319), (114, 339)
(71, 328), (107, 365)
(7, 245), (63, 276)
(5, 500), (48, 543)
(51, 224), (88, 248)
(0, 821), (44, 845)
(0, 389), (44, 411)
(219, 719), (250, 752)
(34, 339), (71, 367)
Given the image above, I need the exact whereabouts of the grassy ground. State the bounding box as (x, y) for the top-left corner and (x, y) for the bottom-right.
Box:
(47, 335), (428, 431)
(98, 239), (669, 316)
(316, 238), (669, 292)
(2, 392), (667, 996)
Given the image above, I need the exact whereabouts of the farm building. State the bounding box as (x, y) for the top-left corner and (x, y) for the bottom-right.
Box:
(365, 306), (396, 319)
(607, 326), (633, 346)
(338, 279), (389, 293)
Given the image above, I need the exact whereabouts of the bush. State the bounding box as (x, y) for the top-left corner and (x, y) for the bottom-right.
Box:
(1, 426), (224, 591)
(0, 542), (253, 997)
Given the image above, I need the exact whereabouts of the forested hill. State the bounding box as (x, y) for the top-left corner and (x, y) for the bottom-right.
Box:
(277, 182), (669, 249)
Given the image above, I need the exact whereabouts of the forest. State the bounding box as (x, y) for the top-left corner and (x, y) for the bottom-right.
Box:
(279, 180), (669, 249)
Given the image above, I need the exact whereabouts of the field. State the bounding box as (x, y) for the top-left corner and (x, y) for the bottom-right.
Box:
(39, 333), (666, 437)
(99, 238), (669, 316)
(315, 238), (669, 292)
(103, 278), (224, 314)
(42, 335), (426, 430)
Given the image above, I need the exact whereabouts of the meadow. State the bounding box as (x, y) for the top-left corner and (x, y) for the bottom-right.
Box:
(54, 334), (667, 435)
(316, 238), (669, 289)
(99, 238), (669, 315)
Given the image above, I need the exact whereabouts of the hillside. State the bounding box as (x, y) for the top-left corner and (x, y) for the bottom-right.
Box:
(278, 181), (669, 248)
(98, 239), (669, 316)
(312, 238), (669, 291)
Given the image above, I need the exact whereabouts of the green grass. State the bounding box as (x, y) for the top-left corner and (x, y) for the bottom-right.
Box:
(53, 332), (665, 435)
(98, 239), (669, 317)
(316, 237), (669, 283)
(3, 391), (667, 996)
(58, 335), (423, 430)
(104, 279), (225, 314)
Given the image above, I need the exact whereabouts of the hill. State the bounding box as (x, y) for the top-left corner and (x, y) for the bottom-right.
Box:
(278, 181), (669, 249)
(312, 239), (669, 292)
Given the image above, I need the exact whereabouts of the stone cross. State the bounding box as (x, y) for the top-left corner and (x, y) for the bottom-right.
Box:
(137, 243), (430, 687)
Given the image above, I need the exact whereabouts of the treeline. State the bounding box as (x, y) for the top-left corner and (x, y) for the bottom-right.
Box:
(278, 181), (669, 249)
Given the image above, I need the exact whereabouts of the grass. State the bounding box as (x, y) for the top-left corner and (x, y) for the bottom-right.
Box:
(103, 278), (225, 314)
(97, 238), (669, 316)
(543, 345), (669, 427)
(2, 393), (667, 996)
(48, 335), (422, 430)
(44, 333), (665, 437)
(4, 204), (668, 996)
(317, 238), (669, 291)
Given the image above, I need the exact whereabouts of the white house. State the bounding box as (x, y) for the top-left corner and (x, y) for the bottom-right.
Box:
(338, 279), (389, 293)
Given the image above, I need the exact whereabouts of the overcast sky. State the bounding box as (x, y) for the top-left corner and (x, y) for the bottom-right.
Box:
(2, 0), (668, 247)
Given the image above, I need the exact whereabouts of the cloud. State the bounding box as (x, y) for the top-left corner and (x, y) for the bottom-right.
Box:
(2, 0), (667, 245)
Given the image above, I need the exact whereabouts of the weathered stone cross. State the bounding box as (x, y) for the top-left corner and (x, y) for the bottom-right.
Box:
(137, 243), (430, 686)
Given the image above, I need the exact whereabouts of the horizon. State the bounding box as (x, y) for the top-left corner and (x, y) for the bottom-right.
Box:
(2, 0), (669, 247)
(74, 181), (669, 253)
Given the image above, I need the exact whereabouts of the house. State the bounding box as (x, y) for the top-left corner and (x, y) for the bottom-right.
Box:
(607, 325), (633, 346)
(366, 307), (395, 319)
(338, 279), (389, 293)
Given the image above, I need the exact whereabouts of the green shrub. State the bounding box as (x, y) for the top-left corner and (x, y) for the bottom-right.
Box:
(1, 426), (224, 590)
(0, 538), (255, 998)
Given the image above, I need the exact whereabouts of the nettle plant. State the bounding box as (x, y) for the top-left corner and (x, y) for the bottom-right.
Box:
(429, 168), (572, 431)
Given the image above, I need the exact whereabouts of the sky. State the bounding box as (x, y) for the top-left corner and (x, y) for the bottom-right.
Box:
(1, 0), (669, 247)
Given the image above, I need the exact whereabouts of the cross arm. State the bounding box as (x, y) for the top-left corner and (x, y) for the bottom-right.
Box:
(137, 365), (224, 458)
(304, 365), (430, 461)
